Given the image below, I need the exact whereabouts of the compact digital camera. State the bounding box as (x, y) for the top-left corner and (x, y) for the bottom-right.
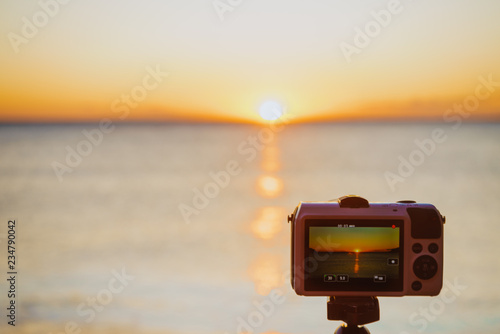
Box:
(289, 195), (445, 297)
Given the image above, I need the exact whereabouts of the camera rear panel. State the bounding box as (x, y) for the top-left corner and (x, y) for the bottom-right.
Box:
(290, 197), (444, 297)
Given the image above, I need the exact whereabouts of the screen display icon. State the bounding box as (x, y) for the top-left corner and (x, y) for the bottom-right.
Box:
(324, 274), (336, 282)
(388, 258), (399, 265)
(337, 274), (349, 282)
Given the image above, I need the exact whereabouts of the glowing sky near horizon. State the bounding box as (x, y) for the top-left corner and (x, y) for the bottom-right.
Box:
(309, 227), (399, 253)
(0, 0), (499, 123)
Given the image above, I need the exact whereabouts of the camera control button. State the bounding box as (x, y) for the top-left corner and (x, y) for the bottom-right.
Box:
(412, 243), (423, 253)
(413, 255), (438, 280)
(428, 243), (439, 254)
(412, 281), (422, 291)
(397, 200), (416, 204)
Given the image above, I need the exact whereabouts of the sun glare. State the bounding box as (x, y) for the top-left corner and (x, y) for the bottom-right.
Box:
(258, 101), (284, 121)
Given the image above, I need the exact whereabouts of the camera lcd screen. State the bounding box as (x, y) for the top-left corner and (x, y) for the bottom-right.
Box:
(304, 219), (404, 292)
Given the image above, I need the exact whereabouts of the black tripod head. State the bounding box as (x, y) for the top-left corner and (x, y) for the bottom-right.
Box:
(327, 296), (380, 334)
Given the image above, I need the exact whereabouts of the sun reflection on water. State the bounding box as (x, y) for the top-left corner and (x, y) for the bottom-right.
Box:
(256, 175), (284, 198)
(248, 254), (284, 296)
(250, 207), (285, 240)
(247, 131), (287, 296)
(261, 145), (281, 172)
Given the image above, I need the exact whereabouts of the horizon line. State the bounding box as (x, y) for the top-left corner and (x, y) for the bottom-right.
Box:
(1, 117), (499, 126)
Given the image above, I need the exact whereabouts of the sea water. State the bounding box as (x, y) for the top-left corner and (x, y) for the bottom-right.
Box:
(0, 122), (499, 334)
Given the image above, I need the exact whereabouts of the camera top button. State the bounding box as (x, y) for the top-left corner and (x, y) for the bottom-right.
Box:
(338, 195), (369, 208)
(397, 200), (416, 204)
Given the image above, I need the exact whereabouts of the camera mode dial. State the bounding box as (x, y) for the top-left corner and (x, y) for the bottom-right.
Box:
(338, 195), (369, 208)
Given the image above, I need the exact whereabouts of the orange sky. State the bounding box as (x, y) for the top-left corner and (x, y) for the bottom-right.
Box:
(1, 0), (500, 123)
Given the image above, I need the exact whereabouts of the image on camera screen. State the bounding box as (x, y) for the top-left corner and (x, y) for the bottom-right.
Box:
(304, 220), (404, 292)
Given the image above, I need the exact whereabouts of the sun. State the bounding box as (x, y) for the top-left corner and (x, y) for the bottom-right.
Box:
(258, 100), (284, 121)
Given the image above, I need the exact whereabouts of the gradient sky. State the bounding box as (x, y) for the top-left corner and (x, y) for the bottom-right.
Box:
(1, 0), (499, 123)
(310, 227), (399, 253)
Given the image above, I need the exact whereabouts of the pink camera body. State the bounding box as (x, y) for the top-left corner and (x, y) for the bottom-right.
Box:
(289, 196), (445, 297)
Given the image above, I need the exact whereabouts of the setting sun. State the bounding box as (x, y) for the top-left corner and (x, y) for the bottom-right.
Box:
(258, 101), (284, 121)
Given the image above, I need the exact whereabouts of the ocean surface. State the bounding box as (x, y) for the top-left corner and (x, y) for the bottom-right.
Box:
(312, 251), (400, 279)
(0, 122), (499, 334)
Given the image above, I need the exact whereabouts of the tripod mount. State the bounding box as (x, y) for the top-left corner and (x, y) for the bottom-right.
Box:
(327, 296), (380, 334)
